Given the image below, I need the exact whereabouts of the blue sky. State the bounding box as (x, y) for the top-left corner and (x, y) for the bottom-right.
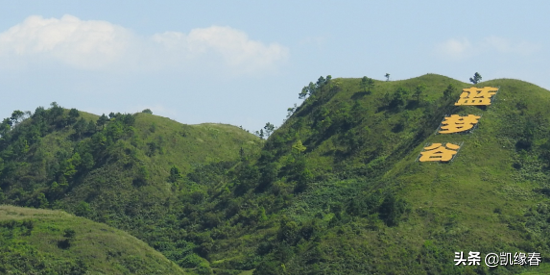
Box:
(1, 1), (548, 132)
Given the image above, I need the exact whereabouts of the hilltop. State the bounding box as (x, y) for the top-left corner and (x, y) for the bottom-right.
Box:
(2, 74), (550, 274)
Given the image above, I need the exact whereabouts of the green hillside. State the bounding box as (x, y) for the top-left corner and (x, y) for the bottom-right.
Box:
(243, 75), (550, 274)
(0, 106), (262, 274)
(2, 74), (550, 274)
(0, 205), (186, 274)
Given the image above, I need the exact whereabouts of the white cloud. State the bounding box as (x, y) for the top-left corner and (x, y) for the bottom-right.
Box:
(435, 38), (472, 60)
(153, 26), (289, 74)
(0, 15), (288, 74)
(436, 36), (541, 60)
(482, 36), (541, 56)
(0, 15), (132, 70)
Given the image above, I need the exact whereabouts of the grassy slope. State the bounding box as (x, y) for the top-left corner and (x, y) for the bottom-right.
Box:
(380, 78), (550, 273)
(251, 75), (550, 274)
(277, 75), (459, 176)
(0, 205), (186, 275)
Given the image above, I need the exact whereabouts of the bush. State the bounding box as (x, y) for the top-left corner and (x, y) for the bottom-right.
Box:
(378, 194), (407, 226)
(196, 262), (213, 275)
(178, 253), (202, 268)
(74, 201), (91, 217)
(64, 228), (76, 239)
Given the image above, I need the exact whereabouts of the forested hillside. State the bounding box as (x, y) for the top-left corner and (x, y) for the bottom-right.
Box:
(2, 74), (550, 274)
(0, 105), (262, 274)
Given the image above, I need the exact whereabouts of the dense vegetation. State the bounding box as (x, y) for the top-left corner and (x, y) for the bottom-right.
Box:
(2, 74), (550, 274)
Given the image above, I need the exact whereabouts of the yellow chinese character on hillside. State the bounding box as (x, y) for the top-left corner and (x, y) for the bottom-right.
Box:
(439, 114), (481, 134)
(419, 143), (461, 162)
(454, 87), (498, 106)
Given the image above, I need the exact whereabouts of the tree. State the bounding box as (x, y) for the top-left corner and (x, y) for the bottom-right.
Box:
(389, 87), (409, 108)
(264, 122), (275, 138)
(286, 107), (295, 118)
(32, 106), (46, 120)
(142, 109), (153, 114)
(307, 82), (316, 97)
(68, 108), (80, 124)
(385, 73), (390, 81)
(75, 201), (91, 217)
(299, 75), (332, 99)
(10, 110), (25, 124)
(49, 102), (64, 122)
(134, 165), (150, 186)
(469, 72), (482, 84)
(121, 113), (135, 126)
(379, 193), (407, 226)
(73, 118), (87, 139)
(169, 166), (182, 183)
(299, 86), (308, 99)
(0, 118), (12, 137)
(81, 153), (94, 170)
(360, 76), (374, 92)
(315, 76), (326, 89)
(292, 140), (307, 153)
(443, 84), (457, 99)
(414, 84), (426, 102)
(96, 114), (109, 128)
(71, 152), (82, 168)
(85, 120), (97, 135)
(239, 147), (245, 161)
(37, 193), (49, 208)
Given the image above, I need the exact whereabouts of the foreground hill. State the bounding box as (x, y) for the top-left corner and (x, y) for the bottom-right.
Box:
(0, 205), (185, 274)
(2, 74), (550, 274)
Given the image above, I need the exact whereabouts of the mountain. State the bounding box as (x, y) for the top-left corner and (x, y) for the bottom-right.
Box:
(2, 74), (550, 274)
(0, 205), (186, 274)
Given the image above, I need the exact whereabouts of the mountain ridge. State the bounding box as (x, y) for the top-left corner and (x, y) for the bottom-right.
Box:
(2, 74), (550, 274)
